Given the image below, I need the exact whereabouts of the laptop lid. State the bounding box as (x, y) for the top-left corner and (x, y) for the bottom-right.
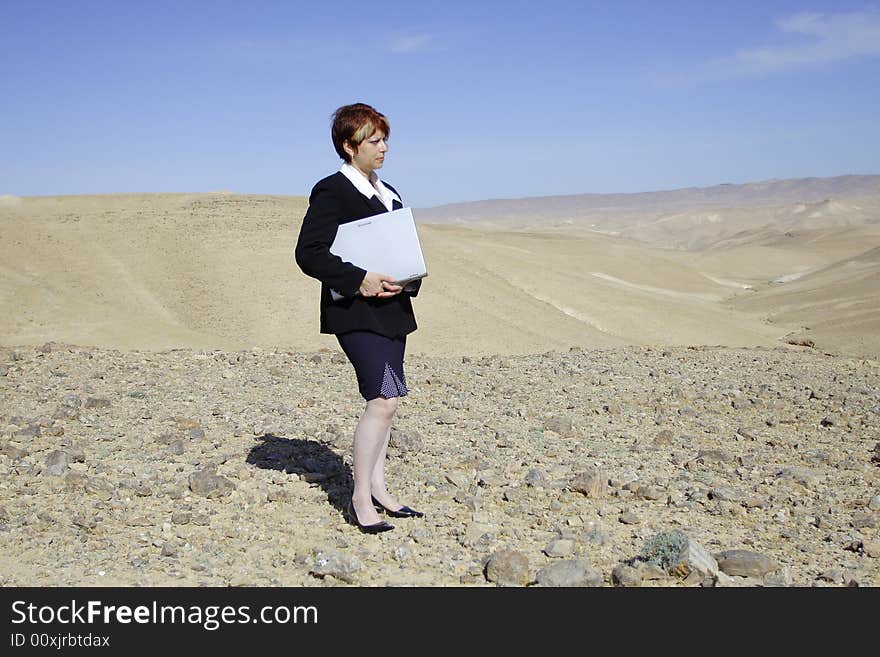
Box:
(330, 206), (428, 287)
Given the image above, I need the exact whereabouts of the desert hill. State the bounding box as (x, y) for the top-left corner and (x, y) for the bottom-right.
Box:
(1, 175), (879, 357)
(417, 174), (880, 224)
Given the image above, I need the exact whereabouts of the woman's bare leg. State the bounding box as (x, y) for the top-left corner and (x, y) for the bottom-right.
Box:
(351, 396), (397, 525)
(371, 425), (407, 511)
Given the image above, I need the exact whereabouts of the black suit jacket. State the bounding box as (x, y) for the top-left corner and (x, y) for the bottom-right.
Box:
(294, 171), (421, 338)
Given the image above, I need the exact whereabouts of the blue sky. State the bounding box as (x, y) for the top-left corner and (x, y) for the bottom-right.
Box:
(2, 0), (878, 207)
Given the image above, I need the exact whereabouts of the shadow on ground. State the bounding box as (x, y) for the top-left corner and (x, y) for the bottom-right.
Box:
(246, 433), (351, 515)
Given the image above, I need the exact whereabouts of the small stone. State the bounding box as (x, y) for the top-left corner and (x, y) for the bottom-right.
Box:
(445, 470), (472, 489)
(681, 570), (705, 586)
(635, 485), (664, 501)
(393, 542), (414, 563)
(485, 549), (531, 586)
(611, 564), (641, 587)
(764, 565), (793, 587)
(851, 512), (879, 529)
(84, 477), (114, 499)
(543, 416), (575, 437)
(53, 406), (78, 420)
(310, 548), (361, 584)
(16, 424), (40, 438)
(174, 417), (201, 431)
(862, 540), (880, 558)
(695, 449), (733, 464)
(84, 397), (111, 409)
(868, 495), (880, 511)
(161, 542), (178, 557)
(389, 430), (423, 454)
(188, 428), (205, 441)
(638, 563), (667, 581)
(72, 514), (97, 530)
(133, 483), (153, 497)
(44, 450), (70, 476)
(0, 444), (28, 460)
(619, 510), (641, 525)
(543, 539), (575, 557)
(571, 467), (607, 499)
(64, 471), (88, 489)
(188, 467), (235, 498)
(524, 468), (547, 488)
(168, 440), (185, 455)
(62, 394), (82, 408)
(818, 568), (844, 583)
(653, 429), (673, 446)
(436, 412), (457, 425)
(776, 466), (823, 488)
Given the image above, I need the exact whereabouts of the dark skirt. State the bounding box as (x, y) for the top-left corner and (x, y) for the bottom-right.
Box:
(336, 330), (408, 401)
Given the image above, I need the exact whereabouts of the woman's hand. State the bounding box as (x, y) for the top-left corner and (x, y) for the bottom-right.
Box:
(359, 271), (403, 298)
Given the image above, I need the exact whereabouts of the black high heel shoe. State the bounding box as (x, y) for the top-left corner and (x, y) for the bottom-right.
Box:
(372, 495), (424, 518)
(346, 500), (394, 534)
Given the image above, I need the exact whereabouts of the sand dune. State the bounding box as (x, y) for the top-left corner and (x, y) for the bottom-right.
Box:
(729, 243), (880, 356)
(1, 185), (878, 357)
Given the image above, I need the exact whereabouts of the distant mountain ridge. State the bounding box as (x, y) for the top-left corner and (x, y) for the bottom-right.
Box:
(416, 174), (880, 223)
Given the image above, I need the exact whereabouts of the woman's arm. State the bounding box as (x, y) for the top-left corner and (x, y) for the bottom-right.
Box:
(295, 182), (367, 297)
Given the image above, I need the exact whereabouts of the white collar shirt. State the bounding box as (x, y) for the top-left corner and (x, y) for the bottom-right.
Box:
(340, 162), (401, 212)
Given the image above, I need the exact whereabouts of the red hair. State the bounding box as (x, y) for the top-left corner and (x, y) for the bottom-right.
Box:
(331, 103), (391, 162)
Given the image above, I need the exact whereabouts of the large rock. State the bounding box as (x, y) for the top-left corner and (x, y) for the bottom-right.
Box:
(485, 549), (531, 586)
(670, 540), (718, 579)
(535, 559), (602, 587)
(714, 550), (778, 578)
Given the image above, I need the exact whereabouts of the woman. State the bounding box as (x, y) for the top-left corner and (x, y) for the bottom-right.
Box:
(295, 103), (424, 534)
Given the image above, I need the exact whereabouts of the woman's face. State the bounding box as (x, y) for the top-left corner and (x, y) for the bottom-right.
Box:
(346, 130), (388, 176)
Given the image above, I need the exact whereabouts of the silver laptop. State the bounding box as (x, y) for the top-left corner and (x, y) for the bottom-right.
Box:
(329, 206), (427, 300)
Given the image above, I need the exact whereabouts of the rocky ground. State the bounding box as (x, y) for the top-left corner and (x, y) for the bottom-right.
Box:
(1, 341), (878, 587)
